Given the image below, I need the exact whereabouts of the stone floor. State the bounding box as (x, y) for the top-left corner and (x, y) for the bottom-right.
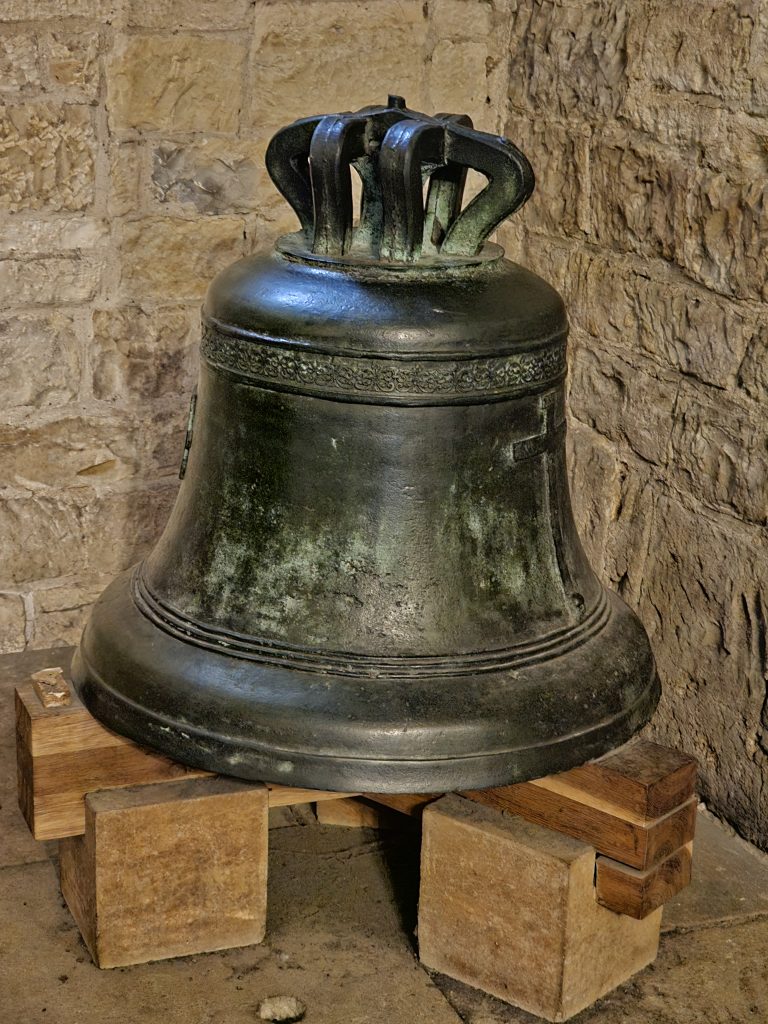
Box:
(2, 647), (768, 1024)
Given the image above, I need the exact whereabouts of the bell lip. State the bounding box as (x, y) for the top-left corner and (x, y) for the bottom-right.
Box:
(72, 570), (661, 794)
(73, 644), (660, 793)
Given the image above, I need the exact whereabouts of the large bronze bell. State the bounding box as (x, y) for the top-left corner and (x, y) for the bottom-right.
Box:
(73, 97), (659, 792)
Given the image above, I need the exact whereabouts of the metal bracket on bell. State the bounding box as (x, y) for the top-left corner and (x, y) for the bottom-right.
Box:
(265, 96), (535, 263)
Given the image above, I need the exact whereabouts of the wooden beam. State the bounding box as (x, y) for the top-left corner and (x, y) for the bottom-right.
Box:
(461, 779), (697, 871)
(15, 682), (210, 841)
(316, 796), (415, 828)
(363, 792), (436, 816)
(419, 795), (662, 1022)
(565, 741), (697, 819)
(596, 842), (694, 919)
(15, 678), (358, 840)
(267, 783), (355, 807)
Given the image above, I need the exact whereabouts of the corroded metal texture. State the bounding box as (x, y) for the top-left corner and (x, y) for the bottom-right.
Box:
(73, 99), (659, 792)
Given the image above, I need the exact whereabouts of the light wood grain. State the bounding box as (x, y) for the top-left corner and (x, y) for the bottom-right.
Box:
(419, 795), (662, 1022)
(363, 792), (436, 816)
(266, 784), (355, 806)
(60, 777), (268, 968)
(15, 678), (361, 839)
(316, 796), (419, 828)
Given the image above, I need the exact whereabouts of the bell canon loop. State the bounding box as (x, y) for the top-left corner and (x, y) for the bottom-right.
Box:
(73, 98), (660, 792)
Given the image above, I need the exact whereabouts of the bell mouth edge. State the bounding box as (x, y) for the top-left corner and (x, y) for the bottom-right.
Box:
(71, 640), (660, 794)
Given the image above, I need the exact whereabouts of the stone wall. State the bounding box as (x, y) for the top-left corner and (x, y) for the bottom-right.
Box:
(499, 0), (768, 849)
(1, 0), (766, 847)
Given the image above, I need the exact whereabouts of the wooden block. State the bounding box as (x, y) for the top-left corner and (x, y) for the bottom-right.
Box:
(566, 740), (697, 818)
(596, 842), (694, 919)
(418, 795), (662, 1023)
(363, 793), (436, 816)
(15, 681), (210, 840)
(59, 777), (268, 968)
(267, 783), (355, 807)
(316, 796), (414, 828)
(462, 778), (697, 870)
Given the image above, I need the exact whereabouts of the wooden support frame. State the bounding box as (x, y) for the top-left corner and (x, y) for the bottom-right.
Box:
(14, 665), (698, 990)
(14, 679), (353, 840)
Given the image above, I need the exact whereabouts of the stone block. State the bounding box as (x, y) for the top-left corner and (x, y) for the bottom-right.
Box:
(679, 167), (768, 302)
(0, 31), (41, 93)
(151, 138), (262, 216)
(0, 482), (177, 587)
(580, 253), (756, 390)
(29, 577), (111, 649)
(504, 112), (589, 237)
(0, 312), (80, 409)
(508, 0), (629, 118)
(0, 216), (106, 255)
(42, 29), (100, 99)
(249, 1), (429, 133)
(92, 306), (198, 402)
(589, 129), (687, 262)
(0, 103), (95, 213)
(738, 319), (768, 400)
(0, 492), (84, 587)
(107, 35), (246, 133)
(626, 1), (753, 101)
(108, 140), (147, 217)
(118, 216), (245, 302)
(751, 9), (768, 112)
(59, 777), (268, 967)
(0, 593), (25, 653)
(0, 254), (102, 304)
(568, 336), (679, 466)
(0, 412), (147, 489)
(427, 39), (496, 132)
(80, 483), (179, 576)
(588, 125), (767, 301)
(3, 0), (109, 16)
(622, 89), (768, 178)
(426, 0), (512, 133)
(419, 795), (661, 1022)
(640, 496), (768, 850)
(669, 384), (768, 524)
(126, 0), (252, 30)
(427, 0), (494, 41)
(502, 231), (589, 314)
(567, 421), (656, 608)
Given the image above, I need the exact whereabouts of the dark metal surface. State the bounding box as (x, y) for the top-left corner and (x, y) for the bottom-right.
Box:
(73, 98), (659, 791)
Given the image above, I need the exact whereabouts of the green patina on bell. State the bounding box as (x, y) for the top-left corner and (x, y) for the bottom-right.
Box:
(72, 97), (659, 792)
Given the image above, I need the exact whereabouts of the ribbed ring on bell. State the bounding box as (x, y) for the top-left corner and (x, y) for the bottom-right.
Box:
(133, 567), (611, 680)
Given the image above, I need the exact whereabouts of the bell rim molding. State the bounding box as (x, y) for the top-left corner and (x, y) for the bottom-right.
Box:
(134, 567), (611, 679)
